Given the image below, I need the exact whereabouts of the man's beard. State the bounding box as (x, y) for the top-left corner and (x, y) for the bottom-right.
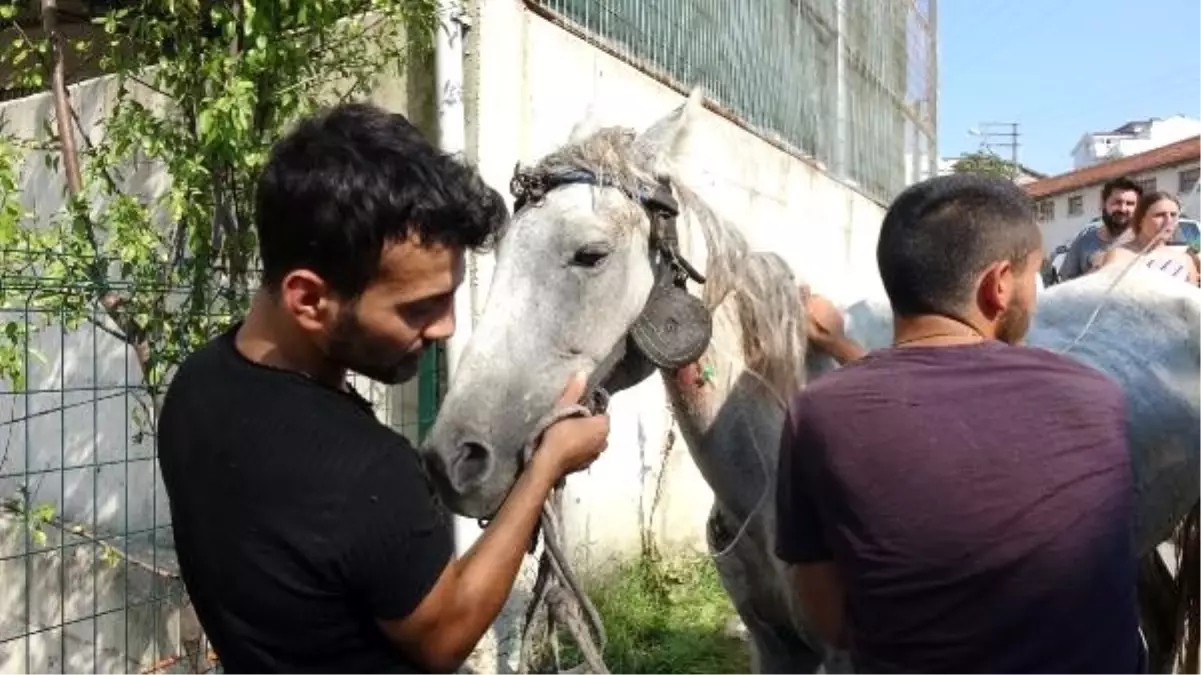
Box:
(327, 309), (422, 385)
(1101, 210), (1129, 237)
(996, 301), (1031, 345)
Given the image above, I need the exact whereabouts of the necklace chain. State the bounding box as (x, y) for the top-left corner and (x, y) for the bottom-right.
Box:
(893, 331), (985, 347)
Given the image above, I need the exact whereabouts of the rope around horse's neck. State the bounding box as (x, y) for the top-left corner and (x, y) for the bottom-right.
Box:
(517, 404), (609, 674)
(1057, 237), (1165, 356)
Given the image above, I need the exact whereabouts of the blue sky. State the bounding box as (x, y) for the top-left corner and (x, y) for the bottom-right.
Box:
(938, 0), (1201, 176)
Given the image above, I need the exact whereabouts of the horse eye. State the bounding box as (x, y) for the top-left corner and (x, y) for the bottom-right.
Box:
(571, 246), (611, 268)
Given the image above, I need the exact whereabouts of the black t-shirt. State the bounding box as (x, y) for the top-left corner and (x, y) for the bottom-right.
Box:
(776, 342), (1142, 673)
(157, 326), (453, 673)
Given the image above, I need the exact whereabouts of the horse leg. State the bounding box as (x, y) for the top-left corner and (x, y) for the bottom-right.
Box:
(706, 506), (824, 674)
(1138, 550), (1176, 673)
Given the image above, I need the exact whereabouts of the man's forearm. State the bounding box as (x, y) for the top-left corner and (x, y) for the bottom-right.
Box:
(792, 563), (848, 649)
(432, 458), (559, 664)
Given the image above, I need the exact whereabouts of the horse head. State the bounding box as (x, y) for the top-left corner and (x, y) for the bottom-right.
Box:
(421, 90), (713, 518)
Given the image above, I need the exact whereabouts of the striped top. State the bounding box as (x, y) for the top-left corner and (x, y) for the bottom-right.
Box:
(1140, 245), (1196, 283)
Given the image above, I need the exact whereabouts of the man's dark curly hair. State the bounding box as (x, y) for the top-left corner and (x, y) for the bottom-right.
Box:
(255, 103), (508, 297)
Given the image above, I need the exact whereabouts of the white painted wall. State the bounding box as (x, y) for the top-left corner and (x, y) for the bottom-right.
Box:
(460, 6), (892, 669)
(1071, 116), (1201, 169)
(1038, 160), (1201, 251)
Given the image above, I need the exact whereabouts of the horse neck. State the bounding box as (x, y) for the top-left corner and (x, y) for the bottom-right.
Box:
(661, 193), (754, 431)
(650, 186), (793, 522)
(657, 275), (784, 523)
(658, 183), (797, 445)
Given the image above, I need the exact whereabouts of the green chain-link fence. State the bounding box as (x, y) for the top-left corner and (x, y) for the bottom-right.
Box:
(0, 252), (443, 673)
(527, 0), (938, 202)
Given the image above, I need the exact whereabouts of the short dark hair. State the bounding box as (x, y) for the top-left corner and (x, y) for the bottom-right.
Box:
(1101, 177), (1142, 202)
(876, 174), (1041, 318)
(255, 103), (507, 296)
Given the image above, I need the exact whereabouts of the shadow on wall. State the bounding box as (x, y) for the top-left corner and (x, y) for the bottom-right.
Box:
(0, 312), (188, 673)
(0, 512), (201, 674)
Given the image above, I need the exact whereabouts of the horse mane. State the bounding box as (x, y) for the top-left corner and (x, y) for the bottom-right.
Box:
(528, 127), (807, 401)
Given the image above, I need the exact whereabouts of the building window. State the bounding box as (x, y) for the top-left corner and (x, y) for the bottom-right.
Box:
(1036, 200), (1054, 222)
(1067, 195), (1084, 216)
(1179, 168), (1200, 195)
(1135, 177), (1158, 194)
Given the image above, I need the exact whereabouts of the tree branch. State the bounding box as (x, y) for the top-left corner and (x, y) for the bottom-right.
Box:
(40, 0), (148, 358)
(41, 0), (82, 194)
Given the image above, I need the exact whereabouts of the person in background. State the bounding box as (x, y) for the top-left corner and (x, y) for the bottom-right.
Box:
(157, 103), (609, 673)
(777, 174), (1142, 673)
(1058, 177), (1142, 281)
(1101, 190), (1201, 286)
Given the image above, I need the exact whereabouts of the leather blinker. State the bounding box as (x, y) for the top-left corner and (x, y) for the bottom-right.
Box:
(629, 281), (713, 370)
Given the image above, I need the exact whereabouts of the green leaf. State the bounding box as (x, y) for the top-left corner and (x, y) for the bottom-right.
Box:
(0, 0), (439, 431)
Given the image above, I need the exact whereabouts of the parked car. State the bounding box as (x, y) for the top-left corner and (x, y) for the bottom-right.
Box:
(1042, 217), (1200, 287)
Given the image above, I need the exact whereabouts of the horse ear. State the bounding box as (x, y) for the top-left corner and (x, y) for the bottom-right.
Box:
(633, 87), (705, 176)
(568, 105), (602, 144)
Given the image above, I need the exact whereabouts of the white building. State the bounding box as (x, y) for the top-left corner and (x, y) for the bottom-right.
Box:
(1026, 137), (1201, 251)
(1070, 115), (1201, 170)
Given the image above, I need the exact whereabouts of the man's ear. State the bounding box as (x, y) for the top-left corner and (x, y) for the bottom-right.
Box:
(975, 260), (1014, 319)
(279, 270), (338, 332)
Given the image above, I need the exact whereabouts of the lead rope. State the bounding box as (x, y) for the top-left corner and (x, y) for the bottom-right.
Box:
(516, 403), (610, 674)
(1058, 236), (1165, 356)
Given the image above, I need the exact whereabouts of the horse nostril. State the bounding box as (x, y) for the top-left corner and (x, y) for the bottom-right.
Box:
(449, 440), (494, 493)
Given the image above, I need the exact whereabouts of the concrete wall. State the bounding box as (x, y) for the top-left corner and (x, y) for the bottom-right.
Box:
(455, 6), (891, 669)
(0, 61), (429, 673)
(1039, 160), (1201, 251)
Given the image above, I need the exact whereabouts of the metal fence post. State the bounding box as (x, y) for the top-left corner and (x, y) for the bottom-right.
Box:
(416, 344), (443, 443)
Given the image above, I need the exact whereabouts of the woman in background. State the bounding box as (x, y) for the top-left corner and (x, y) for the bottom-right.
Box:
(1102, 191), (1201, 286)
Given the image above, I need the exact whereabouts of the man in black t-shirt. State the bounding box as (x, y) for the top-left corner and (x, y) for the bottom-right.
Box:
(157, 104), (610, 673)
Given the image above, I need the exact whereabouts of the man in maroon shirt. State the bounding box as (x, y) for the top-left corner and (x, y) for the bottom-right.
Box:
(777, 174), (1142, 673)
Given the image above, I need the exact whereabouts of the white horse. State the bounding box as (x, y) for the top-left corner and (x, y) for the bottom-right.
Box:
(425, 90), (830, 672)
(421, 90), (1201, 672)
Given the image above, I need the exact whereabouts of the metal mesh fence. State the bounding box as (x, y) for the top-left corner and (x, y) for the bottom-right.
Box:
(0, 250), (442, 673)
(527, 0), (938, 202)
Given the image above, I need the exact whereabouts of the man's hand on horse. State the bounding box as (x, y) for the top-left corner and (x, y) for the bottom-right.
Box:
(799, 287), (866, 365)
(799, 287), (847, 348)
(536, 372), (611, 476)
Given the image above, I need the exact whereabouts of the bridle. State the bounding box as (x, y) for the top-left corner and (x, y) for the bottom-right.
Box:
(509, 164), (713, 413)
(500, 164), (716, 673)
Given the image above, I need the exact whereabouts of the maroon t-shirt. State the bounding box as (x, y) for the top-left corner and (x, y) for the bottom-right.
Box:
(776, 341), (1141, 673)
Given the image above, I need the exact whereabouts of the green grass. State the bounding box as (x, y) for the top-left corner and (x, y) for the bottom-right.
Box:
(556, 554), (751, 674)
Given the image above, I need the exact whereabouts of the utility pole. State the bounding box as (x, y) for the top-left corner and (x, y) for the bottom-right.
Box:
(971, 122), (1021, 179)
